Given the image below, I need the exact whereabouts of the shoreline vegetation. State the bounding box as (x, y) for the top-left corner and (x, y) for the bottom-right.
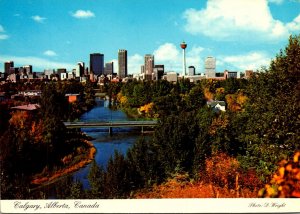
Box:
(31, 139), (96, 186)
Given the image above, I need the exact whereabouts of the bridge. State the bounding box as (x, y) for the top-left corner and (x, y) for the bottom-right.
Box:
(63, 120), (158, 134)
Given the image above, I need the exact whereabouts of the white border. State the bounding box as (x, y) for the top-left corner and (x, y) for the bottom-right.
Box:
(1, 199), (300, 213)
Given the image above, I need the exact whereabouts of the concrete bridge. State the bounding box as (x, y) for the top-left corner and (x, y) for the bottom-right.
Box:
(63, 120), (158, 134)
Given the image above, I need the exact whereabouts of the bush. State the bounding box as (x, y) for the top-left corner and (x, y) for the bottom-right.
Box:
(259, 151), (300, 198)
(205, 153), (239, 188)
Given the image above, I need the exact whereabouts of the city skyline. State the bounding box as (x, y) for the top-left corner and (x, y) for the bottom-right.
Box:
(0, 0), (300, 74)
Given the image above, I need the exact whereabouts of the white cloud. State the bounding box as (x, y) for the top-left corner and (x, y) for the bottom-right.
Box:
(287, 14), (300, 31)
(0, 55), (74, 71)
(72, 10), (95, 19)
(154, 43), (180, 63)
(183, 0), (298, 41)
(32, 15), (46, 23)
(128, 54), (143, 74)
(186, 46), (204, 71)
(43, 50), (57, 57)
(153, 42), (204, 72)
(0, 34), (9, 40)
(0, 25), (4, 33)
(219, 52), (271, 71)
(0, 25), (9, 40)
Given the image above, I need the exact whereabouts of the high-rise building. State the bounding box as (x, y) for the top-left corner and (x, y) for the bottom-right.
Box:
(4, 61), (14, 74)
(188, 66), (195, 76)
(141, 65), (145, 74)
(153, 65), (164, 80)
(76, 62), (85, 77)
(90, 53), (104, 76)
(144, 54), (154, 80)
(104, 62), (114, 75)
(57, 68), (67, 75)
(205, 57), (216, 78)
(118, 50), (127, 78)
(23, 65), (32, 74)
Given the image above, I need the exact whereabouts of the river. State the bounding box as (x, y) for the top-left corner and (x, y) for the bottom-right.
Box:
(73, 98), (141, 189)
(34, 98), (147, 199)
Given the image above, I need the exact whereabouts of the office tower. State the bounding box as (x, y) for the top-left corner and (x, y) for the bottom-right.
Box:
(188, 66), (195, 76)
(4, 61), (14, 74)
(57, 68), (67, 76)
(118, 49), (127, 78)
(180, 41), (187, 76)
(23, 65), (32, 74)
(205, 57), (216, 78)
(76, 62), (85, 77)
(90, 53), (104, 76)
(144, 54), (154, 80)
(141, 65), (145, 74)
(154, 65), (164, 80)
(104, 62), (114, 75)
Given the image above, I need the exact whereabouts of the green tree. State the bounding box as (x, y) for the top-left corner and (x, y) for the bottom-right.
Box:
(83, 80), (96, 109)
(69, 180), (85, 199)
(104, 151), (131, 198)
(87, 160), (105, 198)
(237, 35), (300, 180)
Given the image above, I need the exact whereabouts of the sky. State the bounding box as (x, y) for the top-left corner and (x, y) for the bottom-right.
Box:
(0, 0), (300, 74)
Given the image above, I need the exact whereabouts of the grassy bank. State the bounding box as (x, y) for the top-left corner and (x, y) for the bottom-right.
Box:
(31, 140), (96, 186)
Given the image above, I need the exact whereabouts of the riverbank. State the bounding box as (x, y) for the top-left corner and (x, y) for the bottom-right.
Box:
(31, 140), (96, 186)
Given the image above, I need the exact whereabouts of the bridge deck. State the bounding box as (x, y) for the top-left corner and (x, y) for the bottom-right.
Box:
(64, 120), (158, 128)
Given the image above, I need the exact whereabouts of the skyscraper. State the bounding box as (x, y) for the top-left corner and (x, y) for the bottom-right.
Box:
(4, 61), (14, 74)
(205, 57), (216, 78)
(23, 65), (32, 74)
(153, 65), (164, 80)
(118, 50), (127, 78)
(90, 53), (104, 76)
(76, 62), (85, 77)
(144, 54), (154, 80)
(104, 62), (114, 75)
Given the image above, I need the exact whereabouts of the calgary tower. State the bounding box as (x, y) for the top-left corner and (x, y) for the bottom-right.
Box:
(180, 41), (187, 77)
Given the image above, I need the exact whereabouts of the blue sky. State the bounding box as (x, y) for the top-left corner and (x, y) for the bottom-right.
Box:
(0, 0), (299, 74)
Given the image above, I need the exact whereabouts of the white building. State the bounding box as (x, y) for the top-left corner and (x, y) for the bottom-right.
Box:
(164, 72), (178, 83)
(205, 57), (216, 78)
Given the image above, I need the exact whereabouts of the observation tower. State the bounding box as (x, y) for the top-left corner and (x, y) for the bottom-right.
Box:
(180, 41), (187, 77)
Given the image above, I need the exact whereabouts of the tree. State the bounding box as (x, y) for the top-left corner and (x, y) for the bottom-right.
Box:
(83, 80), (96, 109)
(236, 35), (300, 180)
(87, 160), (105, 198)
(69, 180), (85, 199)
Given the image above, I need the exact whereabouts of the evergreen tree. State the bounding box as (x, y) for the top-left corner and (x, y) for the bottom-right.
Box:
(87, 160), (105, 198)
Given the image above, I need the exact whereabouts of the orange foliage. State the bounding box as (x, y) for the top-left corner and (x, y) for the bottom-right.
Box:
(204, 88), (214, 101)
(209, 115), (229, 136)
(9, 110), (30, 129)
(135, 176), (257, 198)
(135, 153), (260, 198)
(236, 92), (248, 106)
(225, 92), (248, 112)
(205, 153), (240, 188)
(117, 92), (128, 106)
(139, 102), (155, 118)
(9, 110), (44, 143)
(259, 151), (300, 198)
(216, 87), (225, 94)
(139, 102), (154, 114)
(29, 120), (44, 143)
